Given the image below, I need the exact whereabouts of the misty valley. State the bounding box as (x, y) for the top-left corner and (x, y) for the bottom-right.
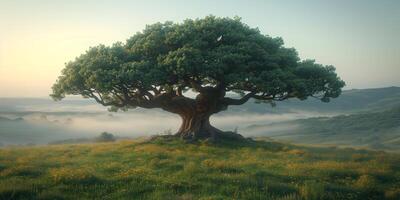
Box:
(1, 10), (400, 199)
(1, 86), (399, 152)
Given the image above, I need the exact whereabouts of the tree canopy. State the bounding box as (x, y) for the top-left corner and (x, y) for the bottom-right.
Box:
(51, 16), (345, 139)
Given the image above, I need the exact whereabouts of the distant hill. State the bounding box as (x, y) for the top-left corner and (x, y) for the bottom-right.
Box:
(0, 116), (23, 122)
(245, 106), (400, 151)
(1, 86), (400, 114)
(0, 97), (97, 113)
(0, 116), (11, 121)
(231, 86), (400, 114)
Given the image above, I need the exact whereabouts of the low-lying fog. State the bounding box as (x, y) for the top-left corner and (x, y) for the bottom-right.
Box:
(0, 98), (337, 145)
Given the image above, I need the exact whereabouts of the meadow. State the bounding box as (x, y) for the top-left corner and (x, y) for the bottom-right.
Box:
(0, 137), (399, 200)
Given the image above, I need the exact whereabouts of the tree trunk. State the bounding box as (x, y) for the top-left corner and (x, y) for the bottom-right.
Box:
(176, 112), (222, 140)
(157, 88), (236, 140)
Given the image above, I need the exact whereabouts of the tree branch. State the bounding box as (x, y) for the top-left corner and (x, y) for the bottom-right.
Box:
(188, 78), (205, 92)
(223, 91), (256, 105)
(86, 90), (125, 107)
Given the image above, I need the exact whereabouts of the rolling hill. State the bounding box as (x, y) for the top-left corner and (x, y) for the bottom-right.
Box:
(0, 138), (399, 200)
(246, 106), (400, 151)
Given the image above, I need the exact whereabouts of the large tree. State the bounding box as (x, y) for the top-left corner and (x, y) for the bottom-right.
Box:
(51, 16), (345, 140)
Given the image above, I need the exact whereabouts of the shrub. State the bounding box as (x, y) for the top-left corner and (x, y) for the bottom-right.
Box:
(96, 132), (116, 142)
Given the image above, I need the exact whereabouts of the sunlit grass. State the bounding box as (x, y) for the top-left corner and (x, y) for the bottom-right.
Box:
(0, 138), (399, 199)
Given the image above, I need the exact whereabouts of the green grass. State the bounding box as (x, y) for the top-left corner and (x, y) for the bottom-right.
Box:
(246, 106), (400, 152)
(0, 138), (399, 200)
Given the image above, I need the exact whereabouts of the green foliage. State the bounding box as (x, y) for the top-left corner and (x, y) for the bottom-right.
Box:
(0, 138), (399, 199)
(95, 132), (116, 142)
(51, 16), (344, 109)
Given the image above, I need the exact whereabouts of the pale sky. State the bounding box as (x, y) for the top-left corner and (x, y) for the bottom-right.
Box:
(0, 0), (399, 97)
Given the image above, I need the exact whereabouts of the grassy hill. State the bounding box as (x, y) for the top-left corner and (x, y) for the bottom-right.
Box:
(246, 106), (400, 151)
(1, 138), (400, 200)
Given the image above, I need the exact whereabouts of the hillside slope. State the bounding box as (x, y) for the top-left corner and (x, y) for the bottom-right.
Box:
(0, 138), (399, 200)
(245, 106), (400, 151)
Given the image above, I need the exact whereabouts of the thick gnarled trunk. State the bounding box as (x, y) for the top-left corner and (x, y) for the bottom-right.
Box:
(176, 113), (222, 140)
(155, 87), (241, 140)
